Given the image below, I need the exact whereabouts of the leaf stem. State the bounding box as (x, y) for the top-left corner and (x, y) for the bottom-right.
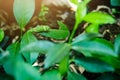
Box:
(68, 22), (79, 43)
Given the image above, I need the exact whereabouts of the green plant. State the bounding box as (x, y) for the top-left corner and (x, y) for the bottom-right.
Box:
(13, 0), (35, 30)
(39, 4), (49, 21)
(110, 0), (120, 6)
(0, 29), (4, 42)
(0, 0), (120, 80)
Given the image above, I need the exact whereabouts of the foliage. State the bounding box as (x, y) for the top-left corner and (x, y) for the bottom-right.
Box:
(0, 29), (4, 42)
(0, 0), (120, 80)
(110, 0), (120, 6)
(40, 21), (70, 40)
(39, 4), (49, 21)
(13, 0), (35, 30)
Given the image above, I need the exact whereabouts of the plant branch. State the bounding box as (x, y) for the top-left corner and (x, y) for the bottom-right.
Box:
(68, 22), (79, 43)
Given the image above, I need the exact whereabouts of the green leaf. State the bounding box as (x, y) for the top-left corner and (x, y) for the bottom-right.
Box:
(40, 21), (69, 40)
(75, 57), (114, 73)
(70, 0), (79, 5)
(72, 40), (117, 57)
(44, 43), (71, 68)
(67, 71), (87, 80)
(21, 32), (38, 64)
(84, 0), (91, 4)
(3, 42), (20, 75)
(110, 0), (120, 6)
(14, 61), (41, 80)
(114, 34), (120, 55)
(40, 29), (69, 40)
(59, 55), (69, 75)
(75, 1), (87, 24)
(94, 38), (114, 49)
(3, 58), (15, 76)
(57, 21), (69, 30)
(0, 29), (4, 42)
(83, 11), (116, 24)
(13, 0), (35, 29)
(85, 24), (99, 33)
(74, 38), (120, 69)
(72, 33), (102, 44)
(6, 42), (20, 56)
(41, 69), (62, 80)
(0, 50), (9, 65)
(20, 40), (54, 54)
(98, 55), (120, 69)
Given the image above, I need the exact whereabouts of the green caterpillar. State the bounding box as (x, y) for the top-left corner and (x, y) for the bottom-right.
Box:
(29, 25), (50, 32)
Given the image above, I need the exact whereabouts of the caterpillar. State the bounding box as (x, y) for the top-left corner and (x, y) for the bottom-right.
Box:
(29, 25), (50, 33)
